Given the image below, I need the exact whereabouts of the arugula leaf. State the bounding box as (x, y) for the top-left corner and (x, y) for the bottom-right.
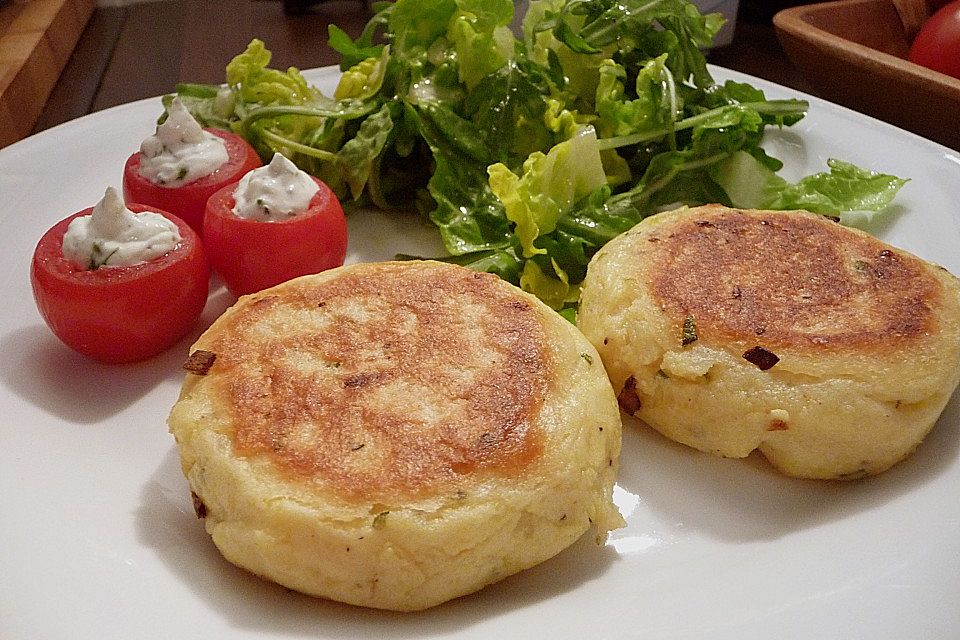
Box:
(406, 104), (513, 254)
(328, 3), (391, 70)
(404, 245), (524, 284)
(328, 25), (384, 71)
(463, 59), (555, 165)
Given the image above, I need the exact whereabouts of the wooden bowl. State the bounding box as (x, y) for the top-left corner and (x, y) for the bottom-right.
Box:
(774, 0), (960, 150)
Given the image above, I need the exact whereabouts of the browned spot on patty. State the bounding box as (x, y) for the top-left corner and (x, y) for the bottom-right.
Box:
(201, 262), (549, 502)
(617, 376), (641, 415)
(183, 350), (216, 375)
(767, 419), (789, 431)
(648, 207), (941, 351)
(191, 492), (207, 519)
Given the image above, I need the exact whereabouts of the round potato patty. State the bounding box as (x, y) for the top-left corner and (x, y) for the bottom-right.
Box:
(169, 260), (623, 610)
(577, 204), (960, 479)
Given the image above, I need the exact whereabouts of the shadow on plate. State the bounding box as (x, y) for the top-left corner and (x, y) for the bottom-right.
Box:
(0, 325), (189, 423)
(616, 388), (960, 543)
(135, 448), (618, 636)
(0, 283), (236, 424)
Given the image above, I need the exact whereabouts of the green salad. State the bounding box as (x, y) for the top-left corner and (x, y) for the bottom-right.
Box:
(166, 0), (906, 310)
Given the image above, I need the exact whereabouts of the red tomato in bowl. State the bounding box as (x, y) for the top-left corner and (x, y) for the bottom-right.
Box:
(203, 177), (348, 297)
(31, 204), (209, 364)
(908, 0), (960, 80)
(122, 128), (262, 236)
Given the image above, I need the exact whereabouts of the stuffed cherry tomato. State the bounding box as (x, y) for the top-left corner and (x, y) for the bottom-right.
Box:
(31, 187), (209, 364)
(123, 98), (261, 235)
(203, 153), (348, 297)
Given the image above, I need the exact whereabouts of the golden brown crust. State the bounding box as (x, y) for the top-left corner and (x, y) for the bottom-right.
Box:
(645, 205), (941, 352)
(196, 261), (550, 503)
(577, 204), (960, 479)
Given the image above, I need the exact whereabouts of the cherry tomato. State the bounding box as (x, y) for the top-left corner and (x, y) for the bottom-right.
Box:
(908, 0), (960, 80)
(122, 128), (262, 236)
(203, 177), (348, 297)
(31, 204), (209, 363)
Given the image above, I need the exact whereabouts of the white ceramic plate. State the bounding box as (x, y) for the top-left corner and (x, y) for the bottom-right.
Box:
(2, 66), (959, 640)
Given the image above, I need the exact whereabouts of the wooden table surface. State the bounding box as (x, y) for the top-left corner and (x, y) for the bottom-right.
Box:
(32, 0), (818, 134)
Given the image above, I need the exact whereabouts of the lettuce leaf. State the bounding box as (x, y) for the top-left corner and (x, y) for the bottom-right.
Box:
(595, 54), (677, 138)
(334, 46), (390, 101)
(489, 125), (606, 259)
(487, 125), (607, 303)
(449, 0), (515, 90)
(765, 159), (909, 217)
(388, 0), (457, 55)
(337, 103), (395, 200)
(226, 39), (317, 105)
(710, 152), (909, 220)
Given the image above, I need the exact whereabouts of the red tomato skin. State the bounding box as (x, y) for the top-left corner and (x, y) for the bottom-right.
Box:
(203, 177), (348, 297)
(122, 128), (262, 236)
(908, 0), (960, 80)
(31, 205), (210, 364)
